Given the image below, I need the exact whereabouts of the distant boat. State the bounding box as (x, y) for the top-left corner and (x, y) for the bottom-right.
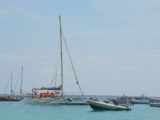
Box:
(88, 99), (131, 111)
(131, 95), (149, 104)
(31, 16), (87, 105)
(149, 98), (160, 107)
(0, 96), (21, 101)
(149, 102), (160, 107)
(112, 96), (134, 106)
(131, 99), (149, 104)
(0, 67), (23, 102)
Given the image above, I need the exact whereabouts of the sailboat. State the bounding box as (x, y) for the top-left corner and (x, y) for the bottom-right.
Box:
(31, 16), (88, 105)
(0, 67), (23, 101)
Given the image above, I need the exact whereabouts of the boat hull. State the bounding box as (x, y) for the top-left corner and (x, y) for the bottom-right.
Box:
(112, 99), (133, 106)
(150, 102), (160, 107)
(0, 96), (21, 102)
(131, 99), (149, 104)
(29, 97), (88, 105)
(88, 100), (131, 111)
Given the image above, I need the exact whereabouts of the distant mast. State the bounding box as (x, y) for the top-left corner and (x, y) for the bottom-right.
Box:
(11, 72), (14, 95)
(59, 16), (63, 95)
(20, 66), (23, 97)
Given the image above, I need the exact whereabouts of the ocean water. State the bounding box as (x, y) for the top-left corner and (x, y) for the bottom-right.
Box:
(1, 99), (160, 120)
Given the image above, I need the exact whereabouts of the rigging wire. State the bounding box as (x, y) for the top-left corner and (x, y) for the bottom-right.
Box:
(14, 75), (19, 93)
(50, 56), (60, 87)
(62, 32), (85, 96)
(4, 73), (10, 93)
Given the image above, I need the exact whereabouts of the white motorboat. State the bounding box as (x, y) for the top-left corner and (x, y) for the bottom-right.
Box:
(88, 99), (131, 110)
(149, 98), (160, 107)
(150, 102), (160, 107)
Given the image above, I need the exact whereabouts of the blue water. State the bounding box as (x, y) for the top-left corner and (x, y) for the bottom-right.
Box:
(1, 100), (160, 120)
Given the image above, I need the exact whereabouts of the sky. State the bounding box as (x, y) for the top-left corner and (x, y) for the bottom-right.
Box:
(0, 0), (160, 96)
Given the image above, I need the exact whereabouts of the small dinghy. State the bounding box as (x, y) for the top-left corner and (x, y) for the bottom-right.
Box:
(88, 99), (131, 111)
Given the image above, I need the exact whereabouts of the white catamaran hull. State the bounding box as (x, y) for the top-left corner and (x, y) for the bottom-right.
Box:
(30, 97), (88, 105)
(88, 100), (131, 110)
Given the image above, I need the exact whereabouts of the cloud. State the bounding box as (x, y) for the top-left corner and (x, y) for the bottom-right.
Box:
(13, 8), (25, 15)
(35, 68), (55, 73)
(132, 50), (160, 57)
(0, 9), (8, 16)
(145, 0), (158, 5)
(40, 62), (50, 65)
(65, 31), (112, 38)
(13, 7), (38, 19)
(132, 52), (149, 57)
(88, 0), (135, 14)
(0, 54), (25, 60)
(152, 50), (160, 57)
(119, 66), (137, 71)
(13, 7), (56, 24)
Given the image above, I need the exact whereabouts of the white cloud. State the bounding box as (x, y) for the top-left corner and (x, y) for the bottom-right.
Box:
(40, 61), (50, 65)
(119, 66), (137, 71)
(0, 9), (8, 16)
(132, 52), (149, 57)
(145, 0), (158, 5)
(13, 7), (38, 20)
(0, 54), (25, 60)
(65, 31), (112, 38)
(13, 7), (56, 24)
(35, 68), (55, 73)
(132, 50), (160, 57)
(13, 8), (25, 15)
(152, 50), (160, 57)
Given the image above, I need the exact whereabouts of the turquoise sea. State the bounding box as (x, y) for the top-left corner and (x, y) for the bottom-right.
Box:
(1, 99), (160, 120)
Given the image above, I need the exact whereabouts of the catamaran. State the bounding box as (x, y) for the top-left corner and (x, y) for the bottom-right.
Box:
(31, 16), (87, 105)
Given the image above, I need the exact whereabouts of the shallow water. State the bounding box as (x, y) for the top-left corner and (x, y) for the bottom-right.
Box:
(1, 99), (160, 120)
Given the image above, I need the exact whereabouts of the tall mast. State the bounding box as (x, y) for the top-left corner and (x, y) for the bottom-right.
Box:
(59, 16), (63, 94)
(11, 72), (13, 95)
(20, 66), (23, 97)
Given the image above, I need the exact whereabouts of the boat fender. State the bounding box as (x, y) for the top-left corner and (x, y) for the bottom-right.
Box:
(40, 93), (43, 98)
(50, 93), (55, 97)
(44, 93), (47, 97)
(47, 92), (50, 97)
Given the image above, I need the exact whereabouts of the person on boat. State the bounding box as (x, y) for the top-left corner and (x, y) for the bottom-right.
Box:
(35, 91), (37, 96)
(66, 98), (72, 102)
(112, 100), (118, 105)
(47, 91), (49, 97)
(32, 89), (34, 98)
(89, 97), (92, 100)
